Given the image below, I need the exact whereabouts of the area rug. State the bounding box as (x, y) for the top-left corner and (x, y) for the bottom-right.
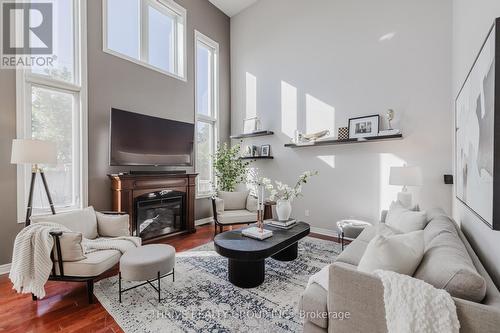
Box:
(94, 237), (340, 333)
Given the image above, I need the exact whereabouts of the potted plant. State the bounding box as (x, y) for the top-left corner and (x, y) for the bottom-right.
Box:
(212, 142), (251, 192)
(262, 171), (318, 221)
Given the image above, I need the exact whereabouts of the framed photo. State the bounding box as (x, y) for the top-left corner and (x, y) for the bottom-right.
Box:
(260, 144), (271, 157)
(243, 117), (261, 134)
(455, 19), (500, 230)
(348, 115), (380, 139)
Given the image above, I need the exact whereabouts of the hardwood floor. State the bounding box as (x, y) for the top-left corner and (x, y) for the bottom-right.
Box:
(0, 223), (337, 333)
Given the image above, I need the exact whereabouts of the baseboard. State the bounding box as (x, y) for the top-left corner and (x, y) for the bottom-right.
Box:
(0, 263), (11, 275)
(195, 217), (213, 226)
(310, 227), (338, 238)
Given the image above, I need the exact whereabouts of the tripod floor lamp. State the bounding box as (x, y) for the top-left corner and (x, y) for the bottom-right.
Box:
(11, 139), (58, 226)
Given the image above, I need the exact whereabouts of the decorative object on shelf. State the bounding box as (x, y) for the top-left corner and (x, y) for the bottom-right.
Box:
(456, 18), (500, 230)
(260, 144), (271, 157)
(213, 142), (251, 192)
(11, 139), (57, 226)
(338, 127), (349, 141)
(262, 171), (318, 221)
(348, 115), (380, 139)
(243, 117), (262, 134)
(379, 129), (401, 136)
(389, 165), (422, 208)
(299, 129), (331, 143)
(244, 145), (253, 157)
(252, 145), (259, 157)
(386, 109), (395, 130)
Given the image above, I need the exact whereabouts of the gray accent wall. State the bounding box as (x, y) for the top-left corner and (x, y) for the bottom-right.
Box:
(0, 0), (230, 265)
(452, 0), (500, 287)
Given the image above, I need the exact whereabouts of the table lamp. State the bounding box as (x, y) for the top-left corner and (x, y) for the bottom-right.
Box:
(11, 139), (57, 226)
(389, 165), (422, 208)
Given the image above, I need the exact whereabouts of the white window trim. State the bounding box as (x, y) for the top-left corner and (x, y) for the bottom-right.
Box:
(15, 0), (88, 223)
(195, 30), (219, 199)
(102, 0), (187, 81)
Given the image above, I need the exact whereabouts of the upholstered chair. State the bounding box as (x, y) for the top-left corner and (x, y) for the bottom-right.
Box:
(211, 191), (258, 234)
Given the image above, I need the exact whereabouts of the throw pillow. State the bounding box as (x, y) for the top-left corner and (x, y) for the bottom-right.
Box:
(376, 223), (403, 237)
(219, 191), (249, 210)
(358, 230), (424, 276)
(30, 206), (98, 239)
(246, 195), (258, 212)
(53, 232), (86, 262)
(386, 201), (427, 233)
(96, 212), (130, 237)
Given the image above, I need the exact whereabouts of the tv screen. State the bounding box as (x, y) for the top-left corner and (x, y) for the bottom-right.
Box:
(110, 108), (194, 166)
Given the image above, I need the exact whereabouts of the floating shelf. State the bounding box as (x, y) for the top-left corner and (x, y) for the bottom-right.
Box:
(284, 134), (403, 148)
(240, 156), (274, 160)
(230, 130), (274, 139)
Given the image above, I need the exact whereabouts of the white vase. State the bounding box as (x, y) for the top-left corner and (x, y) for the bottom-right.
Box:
(276, 199), (292, 221)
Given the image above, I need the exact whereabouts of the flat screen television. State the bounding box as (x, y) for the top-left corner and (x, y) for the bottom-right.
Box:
(110, 108), (194, 166)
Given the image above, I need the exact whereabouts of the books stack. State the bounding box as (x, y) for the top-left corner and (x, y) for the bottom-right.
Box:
(266, 218), (297, 229)
(242, 227), (273, 240)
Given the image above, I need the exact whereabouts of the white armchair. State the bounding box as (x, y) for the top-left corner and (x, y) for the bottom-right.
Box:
(212, 191), (258, 234)
(29, 206), (134, 303)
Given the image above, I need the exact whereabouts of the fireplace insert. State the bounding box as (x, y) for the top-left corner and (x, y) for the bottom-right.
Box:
(135, 190), (186, 240)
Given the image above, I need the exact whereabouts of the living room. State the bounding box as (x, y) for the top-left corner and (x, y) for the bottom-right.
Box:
(1, 0), (500, 332)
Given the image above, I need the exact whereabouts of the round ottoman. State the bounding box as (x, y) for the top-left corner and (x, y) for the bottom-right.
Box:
(119, 244), (175, 302)
(336, 219), (371, 250)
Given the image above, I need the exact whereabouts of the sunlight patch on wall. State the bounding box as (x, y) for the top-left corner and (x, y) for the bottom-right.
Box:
(379, 153), (405, 211)
(317, 155), (336, 168)
(379, 32), (396, 42)
(306, 94), (335, 135)
(245, 72), (257, 119)
(281, 80), (297, 139)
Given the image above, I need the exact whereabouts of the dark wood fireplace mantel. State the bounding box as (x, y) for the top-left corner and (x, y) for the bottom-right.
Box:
(108, 173), (197, 241)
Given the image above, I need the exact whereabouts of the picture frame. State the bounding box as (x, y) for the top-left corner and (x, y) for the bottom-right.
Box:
(455, 18), (500, 230)
(243, 117), (261, 134)
(260, 144), (271, 157)
(348, 115), (380, 139)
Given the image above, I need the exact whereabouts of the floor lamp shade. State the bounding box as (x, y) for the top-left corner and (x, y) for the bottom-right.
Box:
(11, 139), (57, 165)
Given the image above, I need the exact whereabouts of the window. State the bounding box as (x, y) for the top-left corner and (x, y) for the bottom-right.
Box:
(195, 31), (219, 197)
(103, 0), (186, 80)
(16, 0), (87, 221)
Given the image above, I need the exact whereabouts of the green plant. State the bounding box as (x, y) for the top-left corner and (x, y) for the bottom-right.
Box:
(212, 142), (250, 192)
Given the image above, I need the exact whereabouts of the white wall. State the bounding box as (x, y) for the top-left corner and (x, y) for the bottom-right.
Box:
(452, 0), (500, 287)
(231, 0), (453, 234)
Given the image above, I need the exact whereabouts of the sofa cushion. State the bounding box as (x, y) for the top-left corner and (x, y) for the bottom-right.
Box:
(55, 249), (121, 277)
(31, 206), (98, 239)
(246, 195), (258, 212)
(386, 201), (427, 233)
(299, 282), (328, 329)
(358, 231), (424, 276)
(414, 217), (487, 303)
(96, 212), (130, 237)
(335, 237), (369, 266)
(218, 191), (249, 210)
(53, 232), (86, 262)
(218, 210), (257, 224)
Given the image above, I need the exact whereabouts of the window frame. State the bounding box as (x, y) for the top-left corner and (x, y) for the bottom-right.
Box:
(102, 0), (186, 81)
(195, 30), (219, 198)
(15, 0), (88, 223)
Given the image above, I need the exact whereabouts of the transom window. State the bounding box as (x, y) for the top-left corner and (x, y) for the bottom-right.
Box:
(103, 0), (186, 80)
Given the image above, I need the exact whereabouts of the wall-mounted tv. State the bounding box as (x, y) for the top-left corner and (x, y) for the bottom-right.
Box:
(110, 108), (194, 166)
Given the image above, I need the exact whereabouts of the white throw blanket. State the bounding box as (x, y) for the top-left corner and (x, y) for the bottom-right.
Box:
(374, 270), (460, 333)
(9, 222), (140, 299)
(307, 264), (329, 291)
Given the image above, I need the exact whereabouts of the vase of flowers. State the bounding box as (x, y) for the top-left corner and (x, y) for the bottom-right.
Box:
(262, 171), (318, 221)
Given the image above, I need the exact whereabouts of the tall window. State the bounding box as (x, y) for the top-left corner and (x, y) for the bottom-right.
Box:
(103, 0), (186, 80)
(195, 31), (219, 197)
(16, 0), (87, 221)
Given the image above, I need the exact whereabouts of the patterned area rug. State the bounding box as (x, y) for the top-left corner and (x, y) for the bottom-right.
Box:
(94, 237), (340, 333)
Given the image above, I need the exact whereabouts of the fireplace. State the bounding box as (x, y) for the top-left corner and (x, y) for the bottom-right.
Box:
(135, 190), (185, 240)
(108, 173), (196, 241)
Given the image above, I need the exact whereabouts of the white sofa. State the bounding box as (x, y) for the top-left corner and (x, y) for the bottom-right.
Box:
(211, 191), (258, 233)
(30, 206), (134, 303)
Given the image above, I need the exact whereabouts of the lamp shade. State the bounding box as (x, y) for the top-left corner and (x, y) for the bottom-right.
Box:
(11, 139), (57, 165)
(389, 166), (422, 186)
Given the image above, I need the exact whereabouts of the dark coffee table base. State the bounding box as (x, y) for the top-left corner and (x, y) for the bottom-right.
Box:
(228, 259), (264, 288)
(271, 243), (298, 261)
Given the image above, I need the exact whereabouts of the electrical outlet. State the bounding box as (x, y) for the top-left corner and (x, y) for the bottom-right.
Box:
(305, 209), (310, 217)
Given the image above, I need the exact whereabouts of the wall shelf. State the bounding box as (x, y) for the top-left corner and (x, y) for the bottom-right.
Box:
(240, 156), (274, 160)
(230, 130), (274, 139)
(284, 134), (403, 148)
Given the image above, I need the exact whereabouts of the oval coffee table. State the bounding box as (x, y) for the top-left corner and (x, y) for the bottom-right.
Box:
(214, 222), (310, 288)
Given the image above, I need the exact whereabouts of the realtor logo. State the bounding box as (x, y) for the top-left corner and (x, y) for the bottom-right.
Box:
(1, 1), (54, 68)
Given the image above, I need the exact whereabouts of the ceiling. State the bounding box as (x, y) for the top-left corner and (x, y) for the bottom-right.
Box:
(208, 0), (258, 17)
